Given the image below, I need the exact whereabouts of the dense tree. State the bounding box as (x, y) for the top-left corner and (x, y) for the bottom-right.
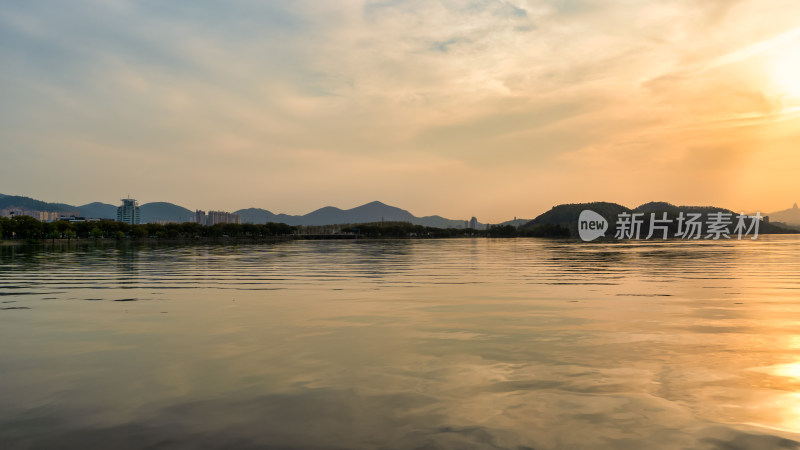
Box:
(55, 220), (73, 237)
(0, 216), (570, 242)
(519, 223), (571, 237)
(129, 226), (146, 239)
(89, 227), (103, 239)
(487, 224), (518, 237)
(10, 215), (43, 241)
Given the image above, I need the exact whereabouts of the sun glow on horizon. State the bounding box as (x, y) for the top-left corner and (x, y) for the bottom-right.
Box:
(770, 48), (800, 101)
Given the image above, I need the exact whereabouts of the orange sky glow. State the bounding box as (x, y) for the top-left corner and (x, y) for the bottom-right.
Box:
(2, 1), (799, 222)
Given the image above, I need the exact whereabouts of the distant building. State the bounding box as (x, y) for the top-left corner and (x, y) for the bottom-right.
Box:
(116, 198), (141, 224)
(192, 209), (240, 226)
(207, 210), (241, 226)
(59, 216), (99, 223)
(195, 210), (207, 225)
(1, 208), (77, 221)
(469, 217), (478, 230)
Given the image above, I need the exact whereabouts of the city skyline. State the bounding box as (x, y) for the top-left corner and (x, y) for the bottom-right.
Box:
(3, 1), (800, 222)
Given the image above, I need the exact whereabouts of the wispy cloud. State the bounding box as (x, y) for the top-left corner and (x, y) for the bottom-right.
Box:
(1, 0), (800, 219)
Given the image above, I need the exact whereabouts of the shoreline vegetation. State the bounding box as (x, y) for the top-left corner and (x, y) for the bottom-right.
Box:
(0, 216), (571, 245)
(2, 199), (797, 246)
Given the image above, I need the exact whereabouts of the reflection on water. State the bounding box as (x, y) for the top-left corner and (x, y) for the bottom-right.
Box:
(2, 238), (800, 449)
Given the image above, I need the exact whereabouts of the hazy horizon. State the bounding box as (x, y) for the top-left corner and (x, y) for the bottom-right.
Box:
(4, 191), (799, 225)
(3, 1), (800, 222)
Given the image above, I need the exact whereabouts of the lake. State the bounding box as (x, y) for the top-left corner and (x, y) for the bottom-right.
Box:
(2, 237), (800, 449)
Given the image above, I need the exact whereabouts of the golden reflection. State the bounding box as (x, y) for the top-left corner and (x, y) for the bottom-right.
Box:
(748, 363), (800, 431)
(749, 392), (800, 433)
(757, 361), (800, 379)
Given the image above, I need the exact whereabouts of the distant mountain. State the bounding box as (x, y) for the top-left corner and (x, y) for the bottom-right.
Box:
(303, 201), (416, 225)
(0, 195), (192, 222)
(140, 202), (194, 223)
(0, 195), (76, 213)
(634, 201), (732, 216)
(302, 206), (347, 225)
(236, 208), (278, 224)
(522, 202), (628, 236)
(0, 194), (529, 229)
(233, 201), (511, 229)
(496, 218), (532, 228)
(768, 203), (800, 226)
(522, 201), (794, 237)
(77, 202), (117, 219)
(633, 201), (681, 214)
(236, 202), (416, 226)
(414, 215), (471, 229)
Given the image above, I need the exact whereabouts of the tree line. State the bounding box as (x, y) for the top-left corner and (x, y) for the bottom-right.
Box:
(0, 216), (571, 243)
(340, 222), (570, 238)
(0, 216), (296, 242)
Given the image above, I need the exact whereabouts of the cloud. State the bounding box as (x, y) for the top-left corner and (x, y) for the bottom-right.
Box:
(2, 0), (800, 219)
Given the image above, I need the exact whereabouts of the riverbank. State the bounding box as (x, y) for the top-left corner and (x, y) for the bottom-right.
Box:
(0, 236), (298, 246)
(0, 234), (492, 247)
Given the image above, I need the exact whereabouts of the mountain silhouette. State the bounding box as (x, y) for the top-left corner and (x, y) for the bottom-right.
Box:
(235, 201), (480, 228)
(768, 203), (800, 226)
(522, 201), (794, 237)
(301, 201), (416, 225)
(0, 194), (522, 228)
(0, 195), (75, 213)
(140, 202), (194, 223)
(77, 202), (117, 219)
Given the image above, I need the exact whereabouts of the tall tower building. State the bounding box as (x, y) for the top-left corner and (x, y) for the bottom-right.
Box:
(469, 217), (478, 230)
(117, 198), (141, 224)
(195, 210), (207, 225)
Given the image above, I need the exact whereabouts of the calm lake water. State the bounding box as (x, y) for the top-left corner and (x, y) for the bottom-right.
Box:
(2, 237), (800, 449)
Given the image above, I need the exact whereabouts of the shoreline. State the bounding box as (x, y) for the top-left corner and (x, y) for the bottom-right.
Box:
(2, 233), (795, 248)
(0, 234), (493, 247)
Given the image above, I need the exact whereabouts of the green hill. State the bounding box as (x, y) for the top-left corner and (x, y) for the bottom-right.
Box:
(521, 202), (628, 237)
(140, 202), (195, 223)
(77, 202), (117, 219)
(0, 195), (76, 213)
(521, 201), (795, 238)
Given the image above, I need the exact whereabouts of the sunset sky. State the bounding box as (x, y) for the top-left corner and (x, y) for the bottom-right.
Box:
(2, 0), (800, 222)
